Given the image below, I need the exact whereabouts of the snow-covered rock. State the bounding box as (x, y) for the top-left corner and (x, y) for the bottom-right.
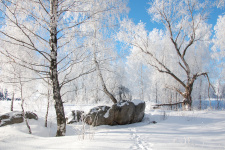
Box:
(0, 111), (23, 127)
(85, 100), (146, 126)
(25, 111), (38, 120)
(0, 111), (38, 127)
(65, 110), (84, 124)
(85, 106), (114, 126)
(132, 100), (146, 123)
(111, 100), (136, 125)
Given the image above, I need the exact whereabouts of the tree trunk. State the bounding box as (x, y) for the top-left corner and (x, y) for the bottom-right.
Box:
(186, 94), (192, 111)
(140, 65), (144, 101)
(199, 79), (202, 110)
(20, 80), (32, 134)
(50, 46), (66, 136)
(45, 89), (50, 127)
(175, 92), (178, 110)
(199, 95), (202, 110)
(50, 0), (66, 136)
(21, 99), (32, 134)
(183, 88), (193, 111)
(53, 80), (66, 136)
(155, 83), (158, 104)
(10, 92), (14, 111)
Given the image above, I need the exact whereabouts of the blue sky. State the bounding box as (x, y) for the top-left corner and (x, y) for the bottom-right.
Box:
(128, 0), (163, 31)
(128, 1), (224, 32)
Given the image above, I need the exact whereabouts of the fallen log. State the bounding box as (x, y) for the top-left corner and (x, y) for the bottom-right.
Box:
(153, 101), (184, 109)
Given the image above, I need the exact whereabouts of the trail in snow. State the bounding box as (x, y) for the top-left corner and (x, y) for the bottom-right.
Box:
(129, 128), (153, 150)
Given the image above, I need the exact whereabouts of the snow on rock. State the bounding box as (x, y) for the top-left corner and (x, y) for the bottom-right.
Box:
(89, 106), (108, 114)
(111, 100), (136, 125)
(66, 111), (73, 123)
(103, 109), (110, 118)
(0, 111), (38, 127)
(0, 111), (23, 127)
(116, 100), (130, 107)
(85, 106), (113, 126)
(132, 99), (145, 106)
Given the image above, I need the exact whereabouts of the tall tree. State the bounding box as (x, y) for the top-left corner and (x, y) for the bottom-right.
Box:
(118, 0), (212, 110)
(0, 0), (127, 136)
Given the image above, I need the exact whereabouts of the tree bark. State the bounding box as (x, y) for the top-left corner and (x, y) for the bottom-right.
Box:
(183, 93), (192, 111)
(45, 89), (50, 127)
(50, 0), (66, 136)
(10, 92), (14, 111)
(182, 84), (193, 111)
(198, 79), (202, 110)
(155, 83), (158, 103)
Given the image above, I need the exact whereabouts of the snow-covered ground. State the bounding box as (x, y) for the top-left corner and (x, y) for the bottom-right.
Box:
(0, 100), (225, 150)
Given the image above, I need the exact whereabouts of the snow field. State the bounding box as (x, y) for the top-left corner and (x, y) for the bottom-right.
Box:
(0, 101), (225, 150)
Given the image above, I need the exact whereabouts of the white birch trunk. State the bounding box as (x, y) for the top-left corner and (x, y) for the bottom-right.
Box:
(19, 79), (32, 134)
(50, 0), (66, 136)
(45, 89), (50, 127)
(10, 92), (14, 111)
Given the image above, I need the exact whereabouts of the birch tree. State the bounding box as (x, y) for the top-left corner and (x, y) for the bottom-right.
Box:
(0, 0), (127, 136)
(80, 0), (129, 104)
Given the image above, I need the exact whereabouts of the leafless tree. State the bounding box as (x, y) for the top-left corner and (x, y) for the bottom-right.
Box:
(150, 0), (211, 110)
(149, 0), (213, 110)
(119, 0), (213, 110)
(0, 0), (127, 136)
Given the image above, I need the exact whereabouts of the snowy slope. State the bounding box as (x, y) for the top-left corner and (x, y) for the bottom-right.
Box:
(0, 101), (225, 150)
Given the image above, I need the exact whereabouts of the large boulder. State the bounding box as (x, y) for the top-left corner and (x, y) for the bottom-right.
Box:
(66, 110), (84, 124)
(132, 99), (146, 123)
(0, 111), (38, 127)
(25, 111), (38, 120)
(85, 100), (145, 126)
(85, 106), (115, 126)
(0, 111), (23, 127)
(111, 100), (136, 125)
